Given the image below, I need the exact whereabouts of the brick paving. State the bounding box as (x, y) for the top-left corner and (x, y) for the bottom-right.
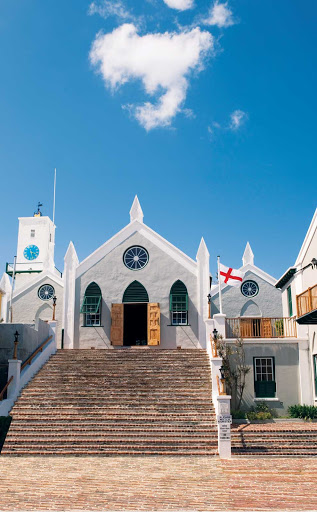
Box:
(0, 456), (316, 511)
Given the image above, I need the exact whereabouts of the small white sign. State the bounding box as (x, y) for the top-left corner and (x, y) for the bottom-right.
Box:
(217, 414), (232, 424)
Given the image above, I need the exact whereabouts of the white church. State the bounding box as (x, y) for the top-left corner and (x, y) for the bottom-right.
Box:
(1, 197), (316, 415)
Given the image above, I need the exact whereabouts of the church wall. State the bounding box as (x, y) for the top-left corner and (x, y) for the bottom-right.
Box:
(228, 341), (300, 416)
(211, 271), (283, 318)
(74, 232), (200, 349)
(11, 276), (63, 347)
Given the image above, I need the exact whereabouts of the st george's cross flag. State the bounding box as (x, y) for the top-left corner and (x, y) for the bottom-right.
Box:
(219, 263), (245, 287)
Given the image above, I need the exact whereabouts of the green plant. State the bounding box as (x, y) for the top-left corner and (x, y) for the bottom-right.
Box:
(215, 336), (251, 410)
(288, 404), (317, 420)
(275, 319), (284, 337)
(231, 410), (246, 419)
(246, 402), (273, 421)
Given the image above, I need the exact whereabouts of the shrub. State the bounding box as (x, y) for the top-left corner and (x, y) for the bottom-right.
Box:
(288, 404), (317, 420)
(231, 410), (246, 419)
(246, 401), (273, 421)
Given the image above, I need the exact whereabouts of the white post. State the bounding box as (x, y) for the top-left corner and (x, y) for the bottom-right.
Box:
(217, 395), (232, 459)
(298, 338), (314, 405)
(213, 312), (227, 338)
(7, 359), (21, 399)
(63, 242), (79, 349)
(196, 238), (210, 349)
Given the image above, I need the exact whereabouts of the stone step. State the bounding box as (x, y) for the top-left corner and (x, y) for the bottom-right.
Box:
(1, 449), (217, 456)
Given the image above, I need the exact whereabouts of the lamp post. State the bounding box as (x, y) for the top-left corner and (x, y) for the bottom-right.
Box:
(207, 293), (212, 319)
(211, 328), (218, 357)
(219, 365), (226, 395)
(13, 330), (19, 360)
(52, 295), (57, 321)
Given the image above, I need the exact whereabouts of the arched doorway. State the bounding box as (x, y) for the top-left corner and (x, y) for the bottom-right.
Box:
(122, 281), (148, 346)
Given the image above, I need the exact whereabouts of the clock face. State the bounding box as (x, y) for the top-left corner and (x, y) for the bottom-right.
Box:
(23, 245), (40, 261)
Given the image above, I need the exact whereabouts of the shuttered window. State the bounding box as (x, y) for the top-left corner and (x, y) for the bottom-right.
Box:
(81, 282), (102, 326)
(314, 355), (317, 398)
(123, 281), (149, 303)
(170, 281), (188, 325)
(287, 286), (293, 317)
(254, 357), (276, 398)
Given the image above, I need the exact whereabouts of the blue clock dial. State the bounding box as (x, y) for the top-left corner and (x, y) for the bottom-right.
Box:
(23, 245), (40, 261)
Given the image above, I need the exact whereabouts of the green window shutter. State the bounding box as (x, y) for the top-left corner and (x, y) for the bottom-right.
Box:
(314, 355), (317, 397)
(255, 381), (276, 398)
(80, 282), (102, 313)
(123, 281), (149, 303)
(287, 286), (293, 317)
(170, 281), (188, 312)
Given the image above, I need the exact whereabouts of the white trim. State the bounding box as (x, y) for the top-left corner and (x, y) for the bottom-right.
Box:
(12, 271), (63, 300)
(295, 208), (317, 266)
(254, 397), (280, 402)
(76, 220), (197, 278)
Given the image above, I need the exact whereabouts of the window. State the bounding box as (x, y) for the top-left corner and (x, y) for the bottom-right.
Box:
(241, 280), (259, 298)
(31, 229), (35, 238)
(80, 282), (102, 327)
(254, 357), (276, 398)
(123, 246), (149, 271)
(38, 284), (55, 301)
(170, 281), (188, 325)
(287, 286), (293, 317)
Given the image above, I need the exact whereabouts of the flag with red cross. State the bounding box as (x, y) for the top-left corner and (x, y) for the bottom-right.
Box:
(219, 263), (245, 287)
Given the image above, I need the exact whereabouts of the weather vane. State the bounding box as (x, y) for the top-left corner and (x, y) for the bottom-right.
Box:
(34, 202), (43, 217)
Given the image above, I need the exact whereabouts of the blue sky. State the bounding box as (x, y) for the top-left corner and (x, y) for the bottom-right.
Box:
(0, 0), (316, 280)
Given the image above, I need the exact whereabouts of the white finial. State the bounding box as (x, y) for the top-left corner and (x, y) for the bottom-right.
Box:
(196, 237), (209, 261)
(242, 242), (254, 266)
(130, 195), (144, 223)
(64, 241), (79, 266)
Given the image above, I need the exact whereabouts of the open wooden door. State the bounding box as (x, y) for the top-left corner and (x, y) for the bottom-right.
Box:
(147, 303), (160, 346)
(261, 318), (272, 338)
(110, 304), (124, 346)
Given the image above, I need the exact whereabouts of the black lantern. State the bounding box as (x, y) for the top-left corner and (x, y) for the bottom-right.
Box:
(207, 294), (212, 319)
(13, 330), (19, 360)
(52, 295), (57, 321)
(212, 328), (218, 339)
(219, 365), (225, 380)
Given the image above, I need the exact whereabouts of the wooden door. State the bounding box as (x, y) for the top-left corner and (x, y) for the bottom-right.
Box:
(110, 304), (124, 346)
(261, 318), (272, 338)
(147, 303), (160, 346)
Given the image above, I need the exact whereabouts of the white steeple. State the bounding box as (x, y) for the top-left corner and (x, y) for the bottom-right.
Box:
(242, 242), (254, 266)
(130, 195), (144, 223)
(196, 237), (209, 262)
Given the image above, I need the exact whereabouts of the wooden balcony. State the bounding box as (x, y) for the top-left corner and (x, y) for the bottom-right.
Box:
(296, 284), (317, 324)
(225, 317), (297, 339)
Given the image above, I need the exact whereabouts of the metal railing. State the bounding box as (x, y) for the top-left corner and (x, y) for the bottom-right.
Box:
(6, 262), (62, 278)
(297, 284), (317, 318)
(225, 317), (297, 339)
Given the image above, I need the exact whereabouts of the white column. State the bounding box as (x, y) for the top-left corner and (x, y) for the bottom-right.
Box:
(7, 359), (22, 399)
(196, 237), (210, 349)
(213, 313), (227, 338)
(298, 338), (314, 405)
(63, 242), (79, 349)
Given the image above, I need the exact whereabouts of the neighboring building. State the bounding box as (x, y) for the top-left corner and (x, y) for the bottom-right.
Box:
(210, 242), (300, 415)
(276, 208), (317, 406)
(3, 207), (63, 343)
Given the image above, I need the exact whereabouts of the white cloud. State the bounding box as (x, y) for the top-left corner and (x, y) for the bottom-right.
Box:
(88, 0), (134, 21)
(162, 0), (194, 11)
(203, 1), (235, 28)
(229, 109), (247, 130)
(90, 24), (213, 130)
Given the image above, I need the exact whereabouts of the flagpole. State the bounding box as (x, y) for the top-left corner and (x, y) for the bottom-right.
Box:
(52, 168), (56, 224)
(217, 255), (223, 315)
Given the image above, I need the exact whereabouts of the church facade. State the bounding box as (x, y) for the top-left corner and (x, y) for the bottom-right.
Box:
(1, 196), (313, 416)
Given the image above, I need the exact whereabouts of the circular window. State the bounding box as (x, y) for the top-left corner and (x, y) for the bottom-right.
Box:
(241, 280), (259, 298)
(123, 246), (149, 271)
(38, 284), (55, 301)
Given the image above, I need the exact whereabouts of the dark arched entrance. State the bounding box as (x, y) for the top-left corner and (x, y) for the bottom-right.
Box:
(122, 281), (149, 346)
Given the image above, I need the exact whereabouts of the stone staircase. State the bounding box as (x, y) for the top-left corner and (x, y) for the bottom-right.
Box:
(231, 423), (317, 456)
(2, 349), (218, 456)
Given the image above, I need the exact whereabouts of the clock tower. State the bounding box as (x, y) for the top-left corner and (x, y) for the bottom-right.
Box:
(12, 208), (56, 289)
